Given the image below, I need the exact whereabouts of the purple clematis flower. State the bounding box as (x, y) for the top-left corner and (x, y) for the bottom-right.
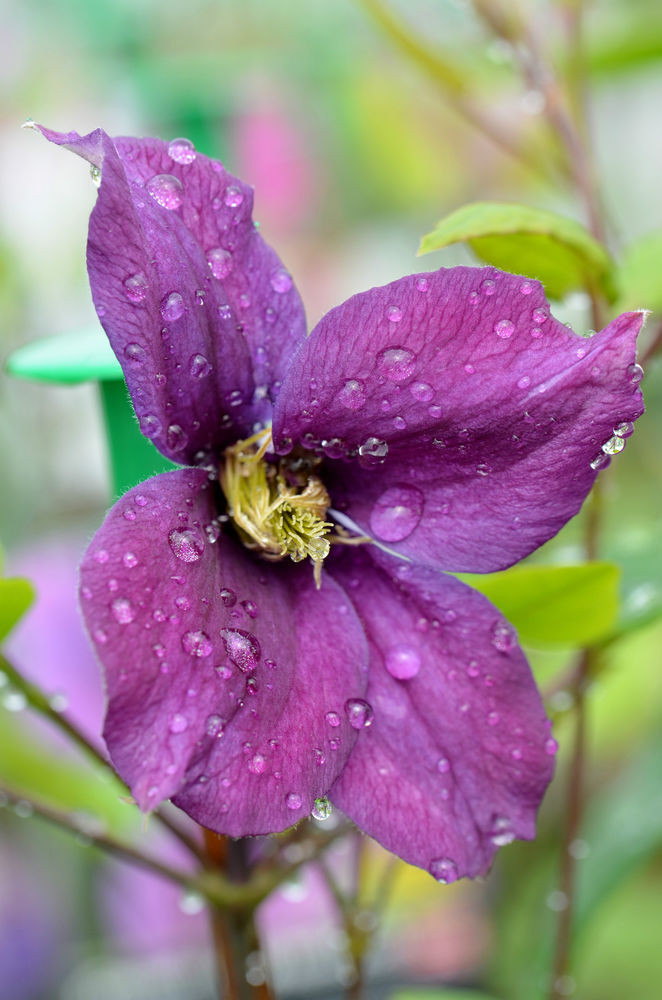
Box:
(34, 125), (644, 882)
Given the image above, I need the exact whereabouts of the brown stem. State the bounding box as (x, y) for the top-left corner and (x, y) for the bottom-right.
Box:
(0, 652), (206, 862)
(203, 831), (274, 1000)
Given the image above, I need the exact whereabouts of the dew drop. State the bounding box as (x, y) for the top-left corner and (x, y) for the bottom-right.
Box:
(410, 381), (434, 402)
(248, 753), (266, 774)
(384, 644), (421, 680)
(270, 269), (293, 294)
(345, 698), (374, 730)
(220, 588), (236, 607)
(358, 437), (388, 460)
(437, 757), (450, 774)
(601, 434), (625, 456)
(286, 792), (303, 810)
(189, 353), (212, 379)
(387, 304), (402, 322)
(487, 711), (500, 726)
(206, 714), (224, 737)
(168, 528), (204, 563)
(491, 619), (517, 652)
(94, 549), (109, 564)
(218, 304), (232, 321)
(90, 164), (101, 188)
(140, 413), (162, 439)
(590, 452), (610, 471)
(207, 247), (233, 279)
(627, 362), (644, 384)
(124, 342), (145, 365)
(325, 710), (341, 728)
(124, 273), (148, 304)
(530, 326), (543, 339)
(378, 347), (415, 383)
(220, 629), (261, 673)
(167, 137), (196, 164)
(517, 375), (531, 389)
(480, 278), (496, 296)
(519, 280), (534, 295)
(429, 857), (458, 883)
(169, 713), (188, 734)
(110, 597), (135, 624)
(160, 291), (185, 322)
(370, 485), (423, 542)
(532, 307), (548, 324)
(122, 551), (138, 569)
(181, 630), (213, 657)
(614, 421), (634, 438)
(494, 318), (515, 339)
(545, 737), (559, 756)
(166, 424), (189, 452)
(146, 173), (183, 210)
(490, 817), (515, 846)
(339, 379), (366, 411)
(312, 797), (333, 821)
(416, 276), (429, 292)
(224, 185), (244, 208)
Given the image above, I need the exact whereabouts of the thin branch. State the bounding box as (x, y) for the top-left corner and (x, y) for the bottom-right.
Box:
(0, 652), (205, 862)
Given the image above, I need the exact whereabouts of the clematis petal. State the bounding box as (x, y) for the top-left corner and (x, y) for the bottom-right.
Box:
(327, 546), (555, 879)
(80, 469), (368, 834)
(36, 125), (306, 464)
(273, 267), (644, 572)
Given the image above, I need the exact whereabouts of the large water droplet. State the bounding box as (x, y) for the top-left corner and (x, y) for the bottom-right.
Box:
(429, 857), (459, 883)
(207, 247), (233, 279)
(140, 413), (162, 439)
(627, 362), (644, 384)
(601, 434), (625, 456)
(378, 347), (415, 383)
(369, 485), (423, 542)
(224, 185), (244, 208)
(270, 269), (293, 294)
(220, 629), (261, 673)
(384, 644), (421, 680)
(189, 353), (212, 379)
(614, 421), (634, 438)
(167, 137), (196, 164)
(312, 797), (333, 821)
(491, 619), (517, 652)
(410, 381), (434, 402)
(490, 816), (514, 846)
(168, 528), (204, 563)
(358, 437), (388, 460)
(590, 452), (610, 471)
(494, 318), (515, 339)
(146, 173), (183, 210)
(181, 630), (213, 657)
(110, 597), (135, 624)
(166, 424), (189, 452)
(339, 379), (366, 411)
(124, 342), (145, 364)
(345, 698), (374, 729)
(532, 307), (548, 324)
(286, 791), (303, 810)
(160, 291), (185, 322)
(124, 272), (148, 304)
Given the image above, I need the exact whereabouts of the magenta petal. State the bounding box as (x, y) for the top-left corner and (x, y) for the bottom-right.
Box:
(36, 126), (306, 463)
(327, 547), (555, 879)
(80, 470), (368, 834)
(274, 268), (644, 572)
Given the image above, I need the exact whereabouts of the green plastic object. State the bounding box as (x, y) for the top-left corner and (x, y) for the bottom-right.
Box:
(6, 330), (176, 496)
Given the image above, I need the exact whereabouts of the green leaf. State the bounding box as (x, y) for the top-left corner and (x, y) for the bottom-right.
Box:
(615, 229), (662, 314)
(6, 328), (122, 384)
(0, 577), (35, 641)
(458, 563), (620, 647)
(419, 201), (616, 301)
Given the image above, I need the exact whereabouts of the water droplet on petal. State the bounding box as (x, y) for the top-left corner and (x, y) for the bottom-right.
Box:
(491, 619), (517, 652)
(169, 713), (188, 734)
(312, 797), (333, 820)
(166, 424), (189, 452)
(189, 353), (212, 379)
(181, 630), (213, 657)
(270, 269), (293, 294)
(614, 421), (634, 438)
(147, 173), (183, 210)
(124, 272), (148, 303)
(110, 597), (135, 624)
(590, 452), (610, 470)
(410, 381), (433, 402)
(490, 816), (515, 846)
(124, 342), (145, 364)
(90, 164), (101, 188)
(345, 698), (374, 729)
(248, 753), (266, 774)
(480, 278), (496, 296)
(530, 326), (543, 339)
(416, 276), (429, 292)
(494, 318), (515, 339)
(224, 185), (244, 208)
(602, 434), (625, 456)
(286, 792), (303, 811)
(370, 485), (423, 542)
(627, 362), (644, 384)
(519, 280), (534, 295)
(339, 379), (366, 411)
(220, 588), (236, 607)
(207, 247), (233, 279)
(545, 737), (559, 756)
(326, 710), (341, 728)
(532, 307), (548, 324)
(437, 757), (450, 773)
(429, 857), (458, 883)
(358, 437), (388, 461)
(384, 644), (421, 680)
(167, 137), (196, 164)
(220, 629), (261, 673)
(122, 552), (138, 569)
(378, 347), (415, 383)
(168, 528), (204, 563)
(140, 414), (162, 439)
(160, 291), (185, 321)
(387, 304), (402, 322)
(94, 549), (109, 564)
(206, 714), (224, 737)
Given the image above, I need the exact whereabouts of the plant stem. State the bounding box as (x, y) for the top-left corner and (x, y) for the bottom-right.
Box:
(203, 831), (274, 1000)
(0, 651), (205, 862)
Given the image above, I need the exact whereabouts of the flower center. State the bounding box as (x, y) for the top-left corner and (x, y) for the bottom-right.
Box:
(220, 429), (333, 576)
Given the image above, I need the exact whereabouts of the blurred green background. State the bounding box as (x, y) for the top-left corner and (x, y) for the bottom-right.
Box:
(1, 1), (662, 998)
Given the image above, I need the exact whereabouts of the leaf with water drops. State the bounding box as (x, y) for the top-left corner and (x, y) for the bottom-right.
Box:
(419, 202), (617, 301)
(458, 562), (621, 647)
(0, 577), (35, 642)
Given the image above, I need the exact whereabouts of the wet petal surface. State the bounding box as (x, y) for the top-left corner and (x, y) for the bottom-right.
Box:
(327, 546), (555, 878)
(274, 268), (644, 571)
(37, 126), (306, 464)
(80, 469), (368, 834)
